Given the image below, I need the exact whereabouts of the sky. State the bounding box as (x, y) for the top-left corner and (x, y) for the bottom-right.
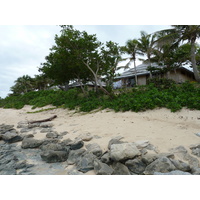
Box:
(0, 25), (171, 98)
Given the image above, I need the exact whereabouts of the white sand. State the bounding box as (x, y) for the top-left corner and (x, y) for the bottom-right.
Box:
(1, 105), (200, 154)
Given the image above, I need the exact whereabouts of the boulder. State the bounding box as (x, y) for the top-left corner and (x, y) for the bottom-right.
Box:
(78, 132), (93, 141)
(144, 156), (176, 175)
(93, 159), (114, 175)
(70, 139), (84, 150)
(112, 162), (131, 175)
(125, 157), (147, 174)
(40, 122), (54, 128)
(0, 124), (15, 134)
(40, 150), (69, 163)
(40, 142), (65, 152)
(110, 143), (141, 161)
(46, 131), (59, 139)
(66, 167), (84, 175)
(134, 140), (149, 149)
(85, 143), (102, 157)
(108, 136), (124, 150)
(76, 152), (96, 173)
(2, 131), (23, 143)
(67, 149), (86, 165)
(141, 154), (158, 165)
(169, 159), (191, 172)
(21, 138), (44, 149)
(190, 144), (200, 157)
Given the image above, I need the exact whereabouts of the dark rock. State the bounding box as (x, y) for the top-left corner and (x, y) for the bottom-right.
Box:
(40, 142), (66, 152)
(190, 144), (200, 157)
(21, 138), (44, 149)
(170, 146), (199, 169)
(93, 159), (114, 175)
(100, 151), (111, 164)
(76, 152), (96, 173)
(86, 143), (102, 157)
(20, 128), (31, 133)
(46, 131), (59, 139)
(191, 168), (200, 175)
(144, 156), (176, 175)
(112, 162), (131, 175)
(67, 149), (86, 165)
(0, 124), (15, 134)
(0, 168), (16, 175)
(154, 170), (192, 175)
(110, 143), (141, 161)
(2, 130), (23, 143)
(40, 150), (69, 163)
(40, 122), (54, 128)
(170, 159), (191, 172)
(70, 139), (84, 150)
(125, 157), (147, 174)
(14, 160), (34, 169)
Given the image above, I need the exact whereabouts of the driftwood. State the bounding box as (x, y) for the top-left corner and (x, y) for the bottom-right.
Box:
(29, 115), (57, 124)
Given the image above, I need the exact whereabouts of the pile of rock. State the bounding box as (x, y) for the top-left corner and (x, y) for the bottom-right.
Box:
(1, 122), (200, 175)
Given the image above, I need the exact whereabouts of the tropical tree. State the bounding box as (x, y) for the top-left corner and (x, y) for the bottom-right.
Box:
(10, 75), (33, 94)
(121, 39), (142, 85)
(137, 31), (157, 78)
(40, 25), (121, 97)
(156, 25), (200, 82)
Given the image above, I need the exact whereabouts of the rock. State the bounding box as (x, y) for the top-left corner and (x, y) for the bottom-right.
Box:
(125, 157), (147, 174)
(190, 144), (200, 157)
(20, 128), (31, 133)
(76, 152), (96, 173)
(154, 170), (192, 175)
(2, 131), (23, 143)
(112, 162), (131, 175)
(14, 160), (34, 170)
(66, 167), (84, 175)
(110, 143), (141, 161)
(0, 124), (15, 134)
(46, 131), (59, 139)
(100, 152), (111, 164)
(85, 143), (102, 157)
(40, 142), (65, 152)
(21, 138), (44, 149)
(144, 156), (176, 175)
(93, 159), (114, 175)
(17, 121), (28, 129)
(40, 128), (53, 133)
(108, 136), (124, 150)
(28, 123), (41, 128)
(78, 132), (93, 141)
(60, 131), (68, 136)
(170, 146), (199, 169)
(195, 133), (200, 137)
(191, 168), (200, 175)
(170, 159), (191, 172)
(134, 140), (149, 149)
(40, 122), (54, 128)
(67, 149), (86, 165)
(40, 150), (69, 163)
(70, 139), (84, 150)
(0, 168), (16, 175)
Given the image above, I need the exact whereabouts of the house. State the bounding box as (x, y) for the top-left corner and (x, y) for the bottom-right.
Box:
(115, 63), (195, 87)
(69, 80), (106, 90)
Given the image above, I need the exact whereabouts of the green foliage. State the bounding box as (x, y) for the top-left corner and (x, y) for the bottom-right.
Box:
(147, 78), (176, 90)
(0, 83), (200, 113)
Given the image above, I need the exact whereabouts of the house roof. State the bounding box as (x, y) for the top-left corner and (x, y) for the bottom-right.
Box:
(115, 63), (194, 79)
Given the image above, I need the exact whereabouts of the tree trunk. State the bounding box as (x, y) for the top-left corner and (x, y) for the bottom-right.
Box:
(82, 61), (112, 97)
(133, 59), (138, 85)
(191, 41), (200, 82)
(64, 81), (69, 91)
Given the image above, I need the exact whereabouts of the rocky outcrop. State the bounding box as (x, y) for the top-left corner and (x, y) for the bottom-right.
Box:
(2, 122), (200, 175)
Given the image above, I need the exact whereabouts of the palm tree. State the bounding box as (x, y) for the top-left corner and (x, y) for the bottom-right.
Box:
(156, 25), (200, 82)
(121, 39), (142, 85)
(137, 31), (157, 78)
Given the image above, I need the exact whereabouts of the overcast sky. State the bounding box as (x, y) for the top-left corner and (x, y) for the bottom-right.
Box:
(0, 25), (172, 98)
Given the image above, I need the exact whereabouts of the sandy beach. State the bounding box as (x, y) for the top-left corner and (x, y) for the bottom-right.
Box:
(1, 105), (200, 154)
